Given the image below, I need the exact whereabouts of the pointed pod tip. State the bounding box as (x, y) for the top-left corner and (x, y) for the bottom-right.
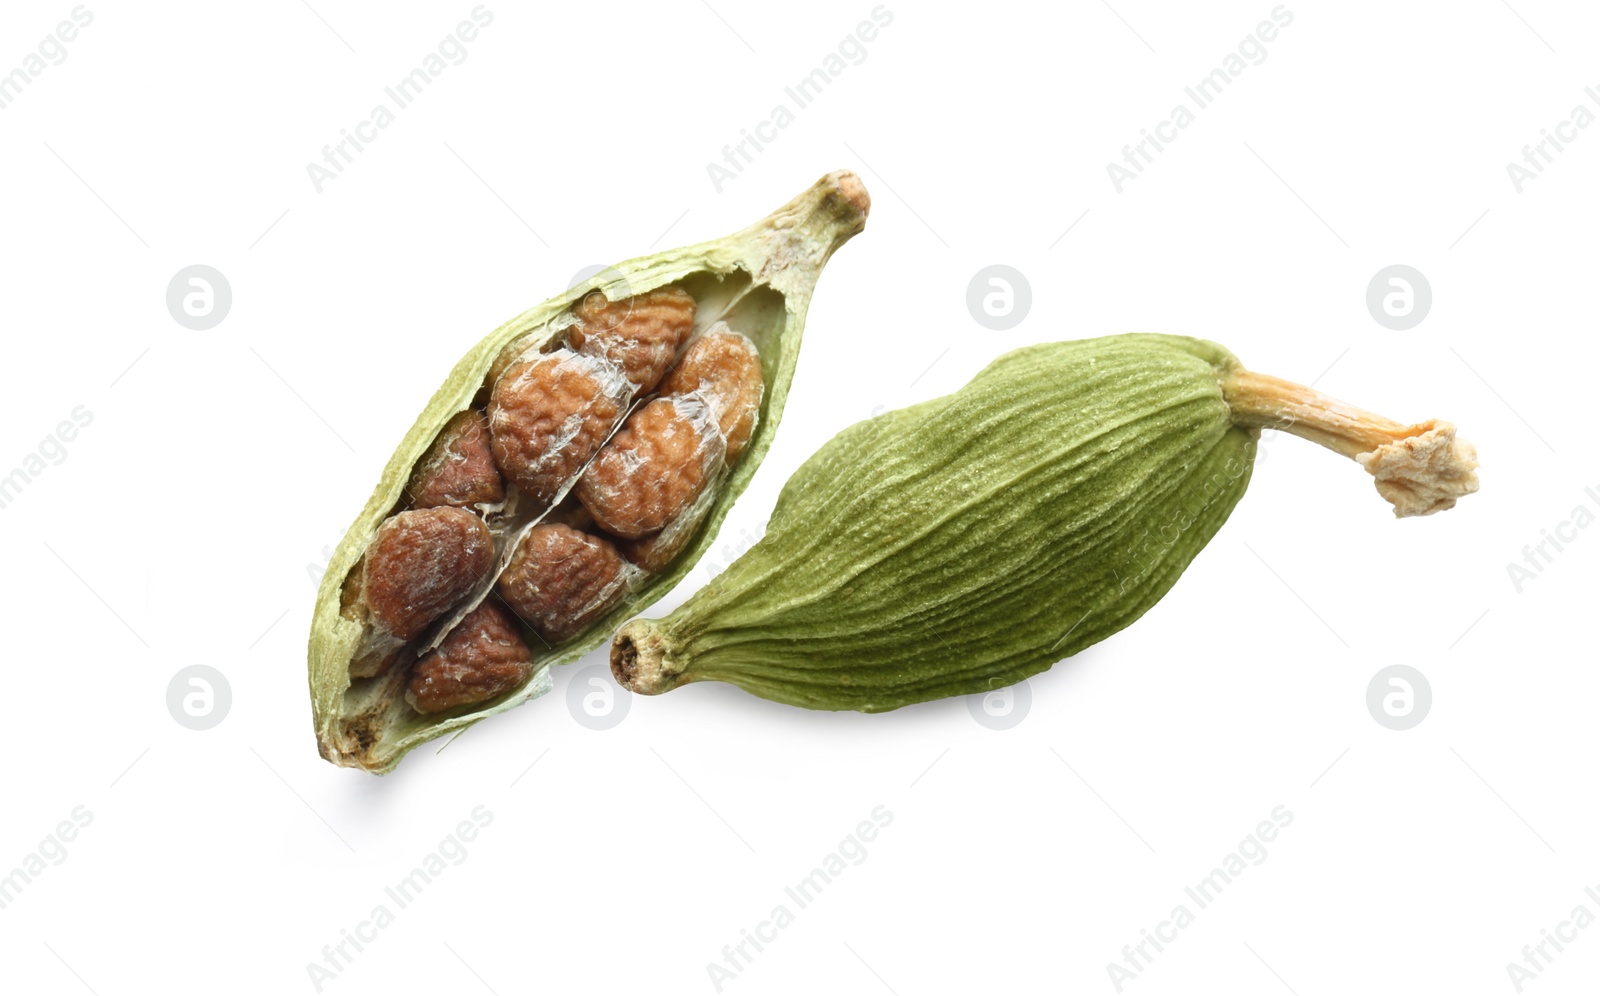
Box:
(825, 169), (871, 221)
(752, 170), (871, 260)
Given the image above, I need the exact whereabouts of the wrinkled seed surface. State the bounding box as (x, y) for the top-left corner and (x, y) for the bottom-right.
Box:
(363, 507), (495, 641)
(576, 396), (725, 540)
(498, 523), (629, 644)
(660, 327), (764, 461)
(570, 287), (696, 392)
(488, 349), (628, 505)
(408, 411), (505, 509)
(407, 602), (532, 713)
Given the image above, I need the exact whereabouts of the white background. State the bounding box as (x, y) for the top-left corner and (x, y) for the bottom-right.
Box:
(0, 1), (1595, 993)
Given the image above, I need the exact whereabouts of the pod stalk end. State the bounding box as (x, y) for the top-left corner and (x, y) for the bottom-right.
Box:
(611, 621), (683, 695)
(1221, 368), (1480, 518)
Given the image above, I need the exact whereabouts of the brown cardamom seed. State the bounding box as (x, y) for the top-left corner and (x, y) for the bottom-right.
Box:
(487, 348), (632, 505)
(497, 523), (631, 644)
(658, 324), (765, 462)
(362, 507), (494, 642)
(569, 286), (697, 392)
(576, 396), (726, 540)
(407, 411), (504, 509)
(407, 602), (533, 714)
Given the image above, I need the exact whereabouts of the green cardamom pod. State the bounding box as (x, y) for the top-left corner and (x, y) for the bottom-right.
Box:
(309, 171), (871, 772)
(611, 334), (1479, 710)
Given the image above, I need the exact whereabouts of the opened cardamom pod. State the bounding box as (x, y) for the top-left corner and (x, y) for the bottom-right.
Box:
(611, 334), (1479, 710)
(309, 170), (870, 772)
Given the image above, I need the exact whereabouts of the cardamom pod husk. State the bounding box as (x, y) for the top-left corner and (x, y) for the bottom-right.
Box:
(310, 171), (870, 772)
(611, 334), (1479, 710)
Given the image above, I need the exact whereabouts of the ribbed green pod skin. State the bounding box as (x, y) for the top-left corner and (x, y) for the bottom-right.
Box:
(623, 334), (1257, 711)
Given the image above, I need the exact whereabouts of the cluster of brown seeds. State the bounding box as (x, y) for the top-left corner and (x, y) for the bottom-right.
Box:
(342, 287), (764, 714)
